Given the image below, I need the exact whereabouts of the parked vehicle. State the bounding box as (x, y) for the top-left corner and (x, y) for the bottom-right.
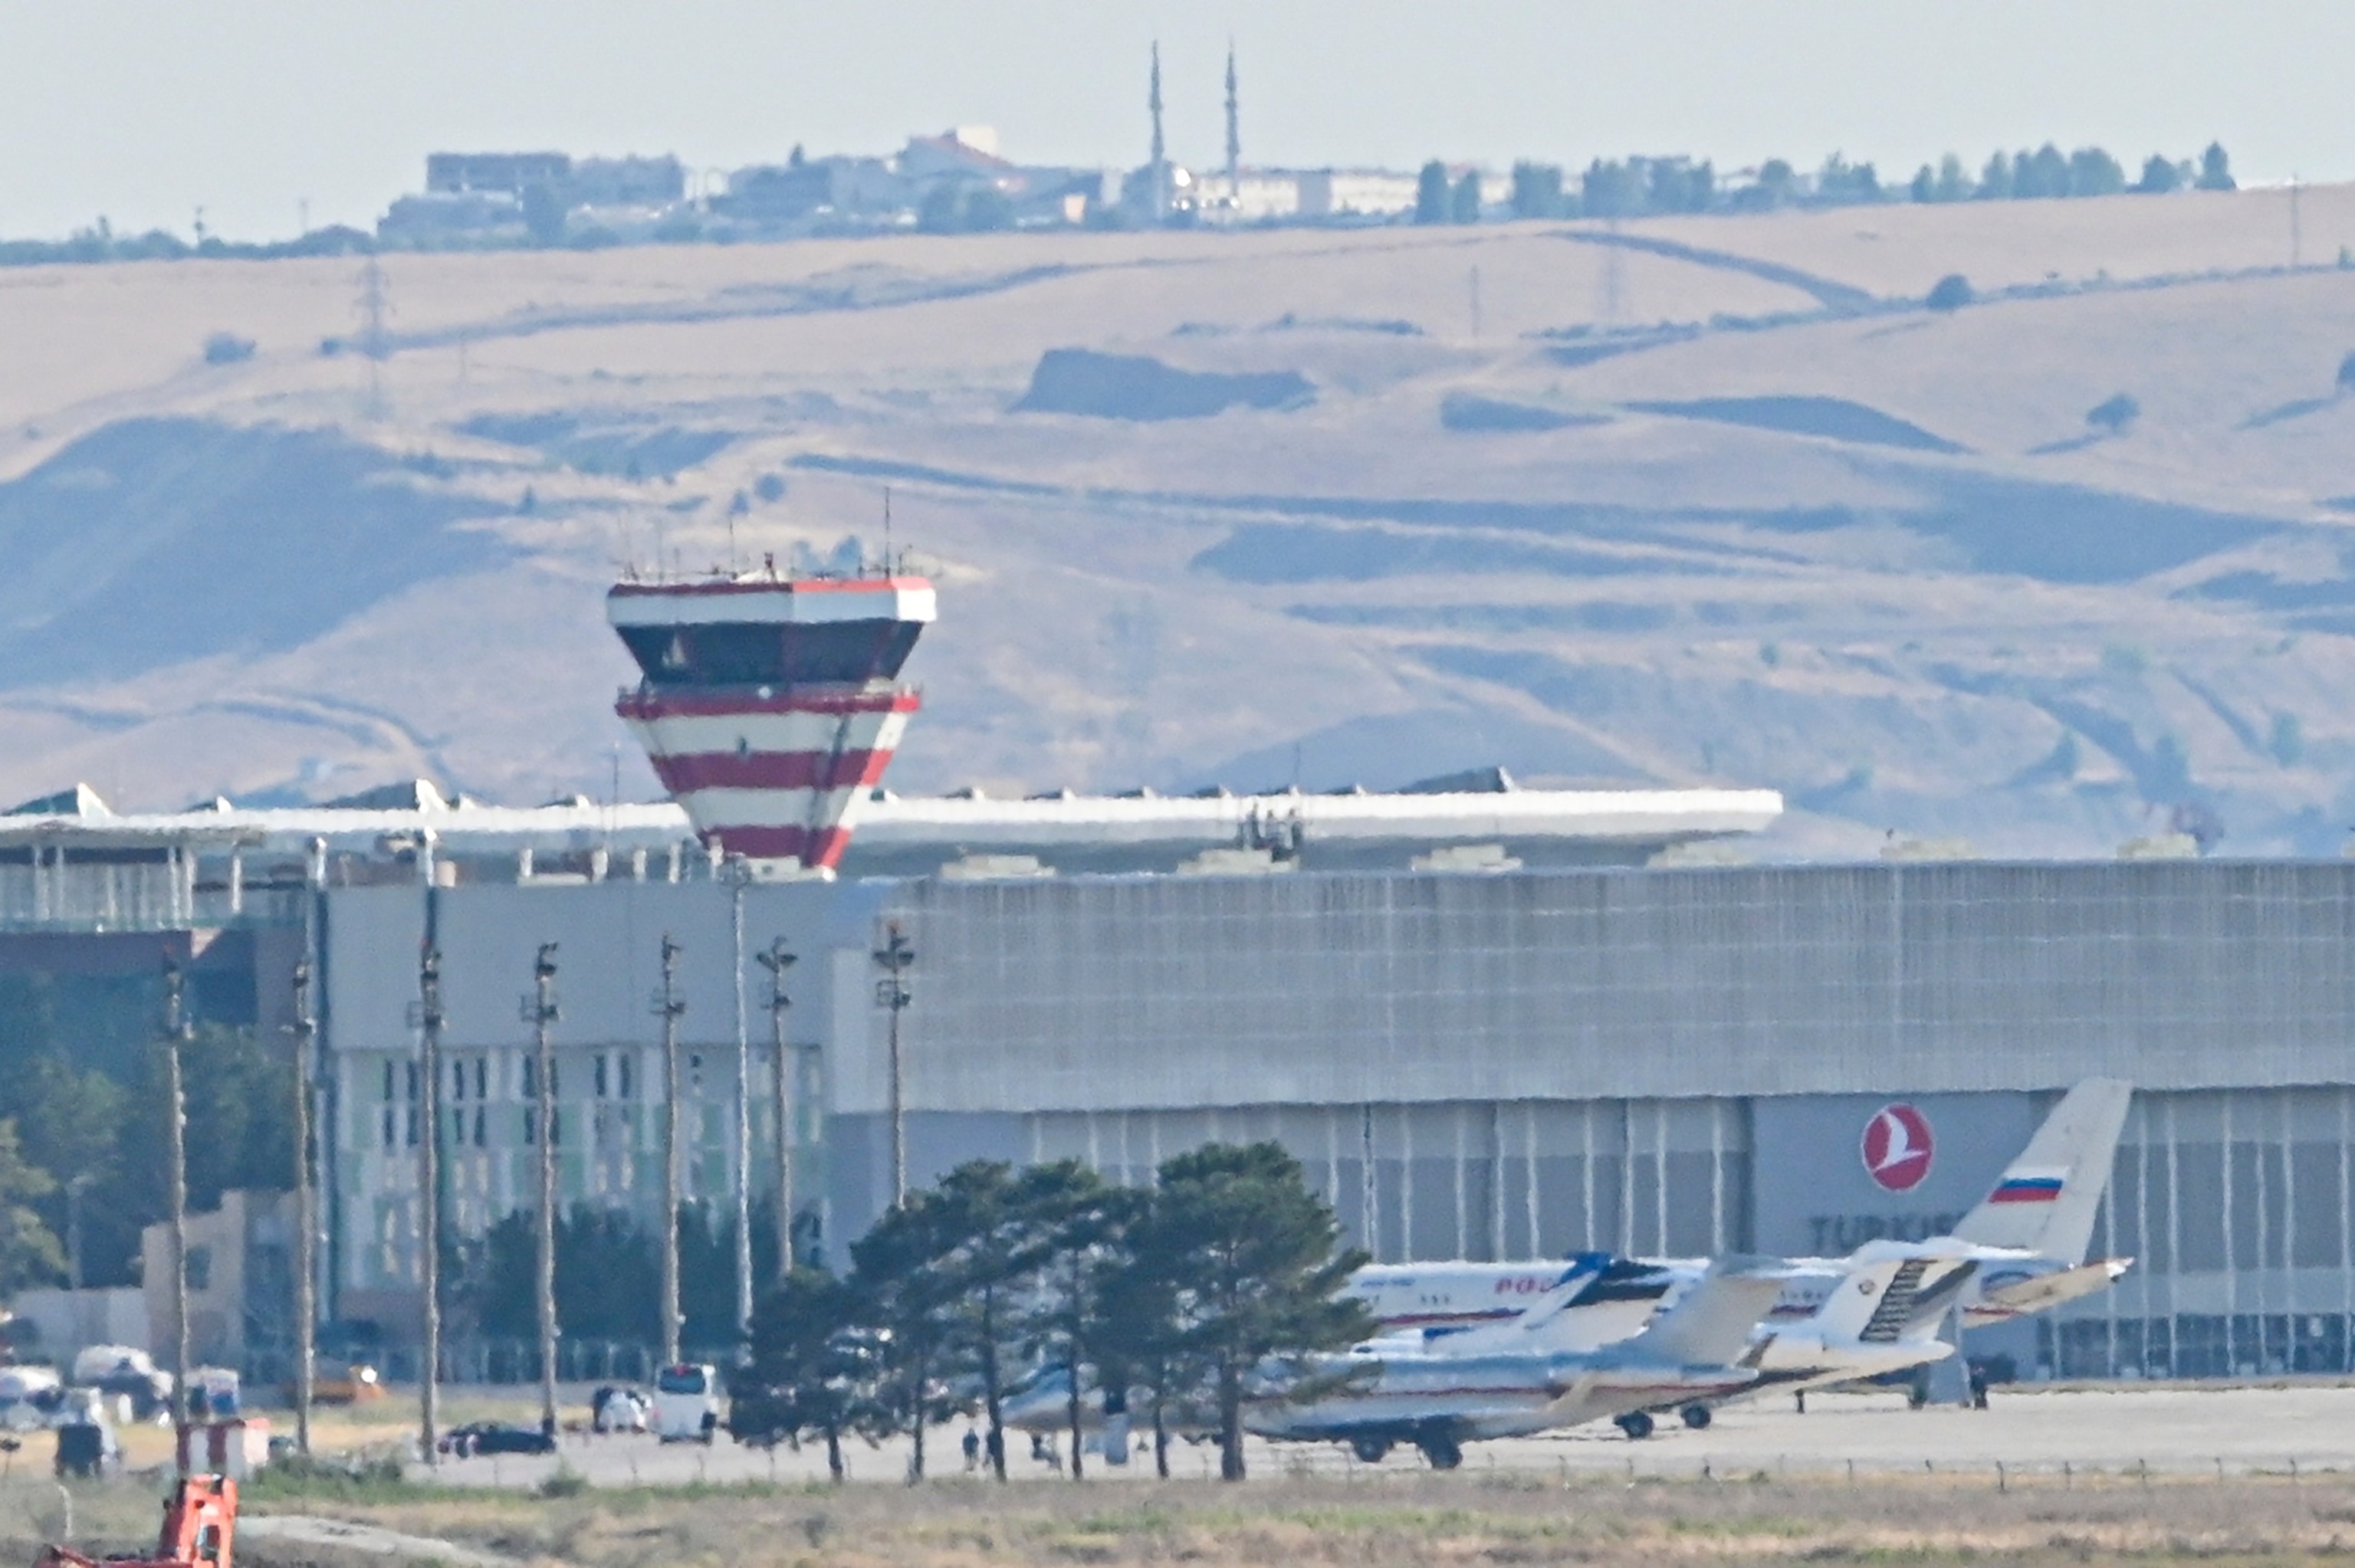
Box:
(71, 1347), (172, 1422)
(440, 1422), (555, 1458)
(591, 1385), (649, 1433)
(653, 1364), (719, 1445)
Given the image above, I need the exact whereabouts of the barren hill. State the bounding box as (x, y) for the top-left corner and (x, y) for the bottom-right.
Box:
(7, 186), (2355, 858)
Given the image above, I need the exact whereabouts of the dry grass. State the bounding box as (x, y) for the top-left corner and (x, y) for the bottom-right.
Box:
(203, 1468), (2355, 1568)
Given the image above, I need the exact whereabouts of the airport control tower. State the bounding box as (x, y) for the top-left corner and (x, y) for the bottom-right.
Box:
(608, 567), (935, 871)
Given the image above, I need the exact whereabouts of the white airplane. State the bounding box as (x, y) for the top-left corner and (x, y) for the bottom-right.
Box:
(1248, 1252), (1931, 1468)
(1348, 1078), (2134, 1345)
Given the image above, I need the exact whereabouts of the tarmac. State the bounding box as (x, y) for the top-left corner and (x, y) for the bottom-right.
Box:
(405, 1382), (2355, 1488)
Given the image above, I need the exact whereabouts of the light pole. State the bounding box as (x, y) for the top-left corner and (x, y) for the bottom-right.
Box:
(412, 948), (444, 1464)
(287, 959), (317, 1458)
(755, 940), (797, 1278)
(521, 944), (560, 1436)
(652, 934), (685, 1367)
(871, 922), (915, 1206)
(159, 957), (192, 1455)
(726, 858), (754, 1342)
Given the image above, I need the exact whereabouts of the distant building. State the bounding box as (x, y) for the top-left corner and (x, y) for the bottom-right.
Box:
(1297, 169), (1421, 219)
(569, 155), (686, 210)
(377, 190), (522, 244)
(1201, 169), (1312, 224)
(425, 152), (571, 196)
(719, 155), (908, 225)
(140, 1191), (297, 1381)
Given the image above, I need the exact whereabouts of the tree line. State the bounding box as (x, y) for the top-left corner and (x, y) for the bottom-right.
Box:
(1407, 140), (2240, 223)
(729, 1141), (1371, 1484)
(0, 975), (294, 1298)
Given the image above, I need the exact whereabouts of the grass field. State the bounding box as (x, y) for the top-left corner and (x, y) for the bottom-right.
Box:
(48, 1468), (2355, 1568)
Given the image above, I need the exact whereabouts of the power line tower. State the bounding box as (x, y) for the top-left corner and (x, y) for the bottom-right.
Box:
(1148, 41), (1168, 225)
(355, 257), (392, 422)
(1223, 41), (1241, 207)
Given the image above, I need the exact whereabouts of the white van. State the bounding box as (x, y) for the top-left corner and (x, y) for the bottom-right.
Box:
(653, 1363), (719, 1444)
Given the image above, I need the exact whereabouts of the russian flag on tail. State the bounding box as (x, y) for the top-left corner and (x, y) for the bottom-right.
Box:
(1986, 1169), (2066, 1204)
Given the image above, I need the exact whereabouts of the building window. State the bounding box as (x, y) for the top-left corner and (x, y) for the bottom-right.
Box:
(382, 1061), (395, 1101)
(475, 1058), (488, 1100)
(522, 1058), (534, 1099)
(619, 1055), (633, 1099)
(405, 1061), (418, 1101)
(184, 1245), (211, 1292)
(405, 1107), (417, 1147)
(381, 1107), (395, 1150)
(595, 1055), (609, 1099)
(451, 1060), (467, 1101)
(474, 1107), (486, 1147)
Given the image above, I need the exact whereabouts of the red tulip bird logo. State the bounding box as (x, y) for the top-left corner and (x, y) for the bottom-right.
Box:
(1861, 1103), (1934, 1192)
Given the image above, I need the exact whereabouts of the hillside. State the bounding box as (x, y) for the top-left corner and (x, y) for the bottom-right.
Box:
(5, 186), (2355, 858)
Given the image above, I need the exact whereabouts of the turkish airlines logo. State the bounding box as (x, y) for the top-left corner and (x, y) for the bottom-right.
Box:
(1861, 1104), (1934, 1192)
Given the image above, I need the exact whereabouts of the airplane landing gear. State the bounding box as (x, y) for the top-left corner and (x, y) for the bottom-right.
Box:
(1614, 1411), (1655, 1441)
(1680, 1404), (1713, 1430)
(1417, 1435), (1465, 1470)
(1351, 1436), (1392, 1464)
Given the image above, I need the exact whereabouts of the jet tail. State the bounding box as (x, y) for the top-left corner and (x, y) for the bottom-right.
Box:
(1949, 1078), (2133, 1261)
(1623, 1257), (1787, 1365)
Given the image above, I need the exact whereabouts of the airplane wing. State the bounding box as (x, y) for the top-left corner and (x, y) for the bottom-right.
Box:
(1949, 1078), (2132, 1261)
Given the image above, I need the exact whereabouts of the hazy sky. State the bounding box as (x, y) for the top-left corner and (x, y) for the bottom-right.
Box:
(3, 1), (2349, 241)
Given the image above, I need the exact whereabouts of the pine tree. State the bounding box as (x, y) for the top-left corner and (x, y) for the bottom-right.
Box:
(1509, 162), (1564, 220)
(2196, 142), (2236, 191)
(849, 1186), (968, 1481)
(1022, 1169), (1136, 1479)
(0, 1120), (60, 1294)
(1450, 170), (1482, 224)
(927, 1160), (1093, 1480)
(731, 1267), (883, 1481)
(1414, 160), (1450, 225)
(1128, 1142), (1371, 1481)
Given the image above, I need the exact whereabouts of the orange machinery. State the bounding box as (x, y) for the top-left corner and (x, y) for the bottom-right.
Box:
(35, 1476), (236, 1568)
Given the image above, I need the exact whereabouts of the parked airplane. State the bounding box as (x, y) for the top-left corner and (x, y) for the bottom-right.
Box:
(1348, 1078), (2133, 1345)
(1250, 1252), (1933, 1467)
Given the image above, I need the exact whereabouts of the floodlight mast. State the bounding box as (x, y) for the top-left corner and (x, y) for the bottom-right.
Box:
(756, 940), (799, 1280)
(285, 959), (317, 1458)
(652, 934), (685, 1366)
(521, 944), (561, 1434)
(413, 947), (445, 1464)
(872, 923), (916, 1206)
(159, 957), (192, 1461)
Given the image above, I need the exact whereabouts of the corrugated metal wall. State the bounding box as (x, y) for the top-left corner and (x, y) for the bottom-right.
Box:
(879, 862), (2355, 1114)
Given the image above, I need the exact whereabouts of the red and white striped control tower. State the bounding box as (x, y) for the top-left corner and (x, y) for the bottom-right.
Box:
(608, 571), (935, 871)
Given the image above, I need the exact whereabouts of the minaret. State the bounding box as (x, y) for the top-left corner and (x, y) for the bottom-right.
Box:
(1148, 41), (1168, 223)
(1223, 41), (1240, 206)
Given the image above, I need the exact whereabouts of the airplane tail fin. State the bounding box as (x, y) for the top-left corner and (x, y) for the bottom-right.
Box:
(1435, 1253), (1617, 1352)
(1622, 1257), (1787, 1366)
(1949, 1078), (2133, 1261)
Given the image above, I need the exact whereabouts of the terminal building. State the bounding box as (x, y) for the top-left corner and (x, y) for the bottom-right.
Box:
(6, 779), (2354, 1383)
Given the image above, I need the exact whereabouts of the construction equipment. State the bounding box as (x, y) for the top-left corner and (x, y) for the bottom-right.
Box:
(36, 1475), (236, 1568)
